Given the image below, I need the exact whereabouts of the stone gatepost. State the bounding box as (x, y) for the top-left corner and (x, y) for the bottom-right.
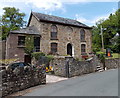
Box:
(65, 56), (74, 78)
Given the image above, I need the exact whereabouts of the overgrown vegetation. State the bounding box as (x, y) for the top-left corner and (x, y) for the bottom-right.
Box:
(32, 52), (54, 62)
(96, 52), (105, 69)
(45, 55), (54, 62)
(32, 52), (45, 60)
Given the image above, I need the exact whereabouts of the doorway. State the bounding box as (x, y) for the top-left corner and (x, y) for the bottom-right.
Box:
(67, 43), (72, 56)
(24, 55), (31, 64)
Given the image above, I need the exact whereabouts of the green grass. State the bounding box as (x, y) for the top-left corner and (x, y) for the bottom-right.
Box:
(96, 51), (104, 54)
(96, 51), (120, 59)
(106, 53), (120, 59)
(112, 53), (120, 58)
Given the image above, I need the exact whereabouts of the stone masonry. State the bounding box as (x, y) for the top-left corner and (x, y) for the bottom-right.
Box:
(0, 40), (6, 59)
(50, 55), (103, 78)
(105, 58), (120, 69)
(0, 65), (46, 97)
(29, 15), (92, 59)
(6, 34), (25, 62)
(5, 11), (92, 63)
(50, 55), (120, 78)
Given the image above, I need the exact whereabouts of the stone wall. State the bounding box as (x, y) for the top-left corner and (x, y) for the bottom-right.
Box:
(6, 34), (25, 62)
(0, 65), (46, 97)
(50, 55), (103, 78)
(105, 58), (120, 69)
(5, 14), (92, 62)
(39, 21), (92, 59)
(50, 56), (67, 77)
(0, 40), (6, 59)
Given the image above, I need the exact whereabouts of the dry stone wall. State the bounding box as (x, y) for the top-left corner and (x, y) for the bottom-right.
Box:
(51, 56), (120, 78)
(50, 56), (67, 77)
(0, 65), (46, 97)
(105, 58), (120, 69)
(50, 55), (103, 78)
(0, 41), (6, 59)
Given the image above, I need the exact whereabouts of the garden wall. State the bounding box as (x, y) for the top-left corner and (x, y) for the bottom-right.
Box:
(105, 58), (120, 69)
(0, 40), (6, 59)
(0, 65), (46, 97)
(50, 55), (104, 78)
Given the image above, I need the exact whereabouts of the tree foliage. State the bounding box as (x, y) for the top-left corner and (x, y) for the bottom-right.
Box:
(1, 7), (26, 40)
(92, 9), (120, 53)
(24, 35), (34, 56)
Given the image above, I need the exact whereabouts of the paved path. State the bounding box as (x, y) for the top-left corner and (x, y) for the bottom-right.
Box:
(23, 69), (118, 96)
(46, 74), (68, 84)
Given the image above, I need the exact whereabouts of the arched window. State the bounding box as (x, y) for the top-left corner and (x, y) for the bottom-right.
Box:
(51, 25), (57, 40)
(81, 44), (86, 53)
(80, 29), (85, 41)
(51, 43), (58, 53)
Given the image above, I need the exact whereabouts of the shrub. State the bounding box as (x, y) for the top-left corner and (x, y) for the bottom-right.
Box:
(96, 51), (105, 64)
(32, 52), (45, 60)
(46, 55), (54, 62)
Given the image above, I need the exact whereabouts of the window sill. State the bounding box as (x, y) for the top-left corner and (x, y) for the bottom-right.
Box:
(50, 38), (58, 40)
(81, 52), (87, 55)
(81, 41), (86, 42)
(17, 45), (25, 48)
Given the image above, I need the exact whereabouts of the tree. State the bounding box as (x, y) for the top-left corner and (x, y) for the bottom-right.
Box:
(24, 35), (34, 56)
(1, 7), (26, 40)
(92, 9), (120, 53)
(92, 26), (101, 52)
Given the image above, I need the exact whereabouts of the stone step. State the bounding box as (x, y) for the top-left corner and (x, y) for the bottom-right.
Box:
(96, 66), (101, 68)
(98, 69), (103, 72)
(96, 65), (103, 72)
(97, 68), (103, 70)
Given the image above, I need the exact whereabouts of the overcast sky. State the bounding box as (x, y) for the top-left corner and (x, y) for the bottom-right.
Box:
(0, 0), (119, 26)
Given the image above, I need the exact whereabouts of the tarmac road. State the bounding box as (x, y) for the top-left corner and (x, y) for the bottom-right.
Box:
(23, 69), (118, 96)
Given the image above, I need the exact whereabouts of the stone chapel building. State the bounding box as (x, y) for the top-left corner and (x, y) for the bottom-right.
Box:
(5, 12), (92, 63)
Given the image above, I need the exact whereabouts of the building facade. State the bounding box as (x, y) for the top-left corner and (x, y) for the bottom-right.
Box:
(6, 12), (92, 63)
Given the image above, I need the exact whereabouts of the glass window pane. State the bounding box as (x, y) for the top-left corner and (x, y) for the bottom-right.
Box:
(51, 43), (57, 53)
(51, 32), (57, 39)
(18, 36), (25, 45)
(51, 25), (57, 39)
(81, 44), (86, 53)
(80, 29), (85, 41)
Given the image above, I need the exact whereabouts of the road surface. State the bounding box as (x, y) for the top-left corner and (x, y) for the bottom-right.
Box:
(23, 69), (118, 96)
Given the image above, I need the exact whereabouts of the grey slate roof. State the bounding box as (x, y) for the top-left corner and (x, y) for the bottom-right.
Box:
(10, 25), (40, 35)
(31, 12), (91, 29)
